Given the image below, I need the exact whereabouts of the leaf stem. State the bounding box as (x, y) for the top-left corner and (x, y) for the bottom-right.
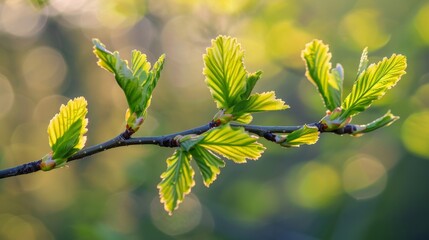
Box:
(0, 121), (355, 179)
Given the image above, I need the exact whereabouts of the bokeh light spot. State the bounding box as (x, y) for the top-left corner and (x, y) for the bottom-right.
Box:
(340, 8), (390, 50)
(402, 111), (429, 159)
(32, 95), (69, 123)
(96, 0), (146, 29)
(0, 0), (47, 37)
(206, 0), (255, 14)
(285, 162), (341, 209)
(21, 47), (67, 96)
(342, 155), (387, 200)
(0, 74), (14, 120)
(266, 21), (313, 67)
(411, 83), (429, 109)
(0, 214), (53, 240)
(150, 194), (203, 236)
(414, 3), (429, 44)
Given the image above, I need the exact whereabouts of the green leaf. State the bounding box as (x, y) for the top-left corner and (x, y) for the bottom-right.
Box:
(179, 134), (204, 152)
(240, 71), (262, 100)
(231, 91), (289, 121)
(279, 125), (319, 147)
(92, 39), (165, 120)
(234, 113), (253, 124)
(302, 40), (343, 111)
(357, 47), (369, 76)
(47, 97), (88, 159)
(351, 110), (399, 136)
(158, 149), (195, 215)
(199, 124), (265, 163)
(140, 54), (165, 117)
(191, 146), (225, 187)
(203, 36), (248, 109)
(341, 54), (407, 119)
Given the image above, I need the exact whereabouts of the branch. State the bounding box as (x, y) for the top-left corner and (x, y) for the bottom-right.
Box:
(0, 122), (357, 179)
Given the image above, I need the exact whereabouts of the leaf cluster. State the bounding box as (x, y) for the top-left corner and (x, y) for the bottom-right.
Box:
(36, 35), (406, 215)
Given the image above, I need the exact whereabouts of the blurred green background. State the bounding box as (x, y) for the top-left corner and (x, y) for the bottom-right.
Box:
(0, 0), (428, 239)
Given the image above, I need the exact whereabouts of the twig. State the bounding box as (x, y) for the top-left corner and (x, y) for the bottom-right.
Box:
(0, 122), (355, 179)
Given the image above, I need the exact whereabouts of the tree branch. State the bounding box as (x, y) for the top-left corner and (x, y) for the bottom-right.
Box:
(0, 122), (356, 179)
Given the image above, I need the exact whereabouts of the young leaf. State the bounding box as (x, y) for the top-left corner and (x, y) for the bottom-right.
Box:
(240, 71), (262, 100)
(92, 39), (165, 124)
(302, 40), (342, 111)
(357, 47), (369, 76)
(47, 97), (88, 159)
(231, 91), (289, 121)
(199, 124), (265, 163)
(204, 36), (288, 124)
(279, 125), (319, 147)
(179, 134), (204, 152)
(191, 146), (225, 187)
(140, 54), (165, 117)
(203, 36), (247, 109)
(158, 149), (195, 215)
(341, 54), (407, 119)
(350, 110), (399, 136)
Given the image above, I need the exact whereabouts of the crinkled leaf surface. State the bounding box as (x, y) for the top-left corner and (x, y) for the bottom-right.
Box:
(191, 146), (225, 187)
(281, 125), (319, 147)
(48, 97), (88, 159)
(158, 149), (195, 215)
(302, 40), (343, 111)
(199, 124), (265, 163)
(204, 36), (287, 123)
(232, 91), (289, 119)
(203, 36), (247, 109)
(341, 54), (406, 119)
(93, 39), (165, 117)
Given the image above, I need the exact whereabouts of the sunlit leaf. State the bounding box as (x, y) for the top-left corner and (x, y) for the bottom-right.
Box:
(280, 125), (319, 147)
(232, 91), (289, 119)
(179, 134), (204, 152)
(203, 36), (247, 109)
(158, 149), (195, 215)
(92, 39), (165, 119)
(341, 54), (407, 119)
(351, 110), (399, 136)
(357, 47), (369, 76)
(199, 124), (265, 163)
(302, 40), (343, 111)
(140, 54), (165, 117)
(191, 146), (225, 187)
(48, 97), (88, 159)
(240, 71), (262, 100)
(234, 113), (253, 124)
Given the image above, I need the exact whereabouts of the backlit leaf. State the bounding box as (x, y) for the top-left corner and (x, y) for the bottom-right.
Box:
(199, 124), (265, 163)
(93, 39), (165, 119)
(302, 40), (343, 111)
(158, 149), (195, 215)
(232, 91), (289, 121)
(357, 47), (369, 76)
(240, 71), (262, 100)
(191, 146), (225, 187)
(280, 125), (319, 147)
(48, 97), (88, 159)
(203, 36), (247, 109)
(351, 110), (399, 136)
(341, 54), (406, 119)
